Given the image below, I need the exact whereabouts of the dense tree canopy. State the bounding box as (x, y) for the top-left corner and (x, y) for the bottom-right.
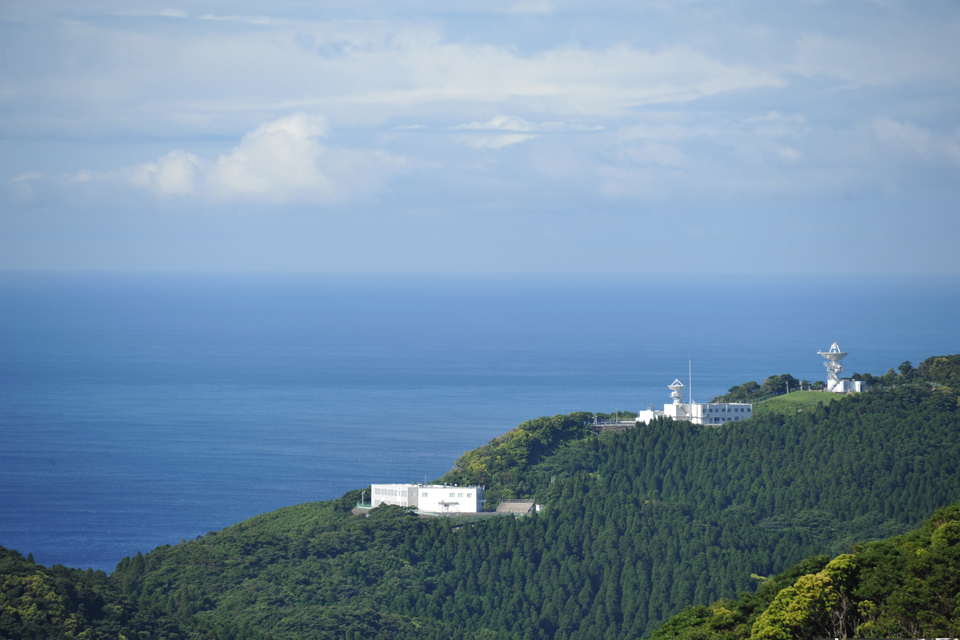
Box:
(652, 499), (960, 640)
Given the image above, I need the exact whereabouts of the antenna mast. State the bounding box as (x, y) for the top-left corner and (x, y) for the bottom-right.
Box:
(689, 356), (693, 404)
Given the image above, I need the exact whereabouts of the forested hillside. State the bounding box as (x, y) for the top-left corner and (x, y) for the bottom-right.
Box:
(0, 546), (183, 639)
(652, 499), (960, 639)
(2, 374), (959, 639)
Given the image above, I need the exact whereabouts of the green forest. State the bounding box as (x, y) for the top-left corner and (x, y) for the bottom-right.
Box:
(651, 499), (960, 640)
(2, 354), (959, 640)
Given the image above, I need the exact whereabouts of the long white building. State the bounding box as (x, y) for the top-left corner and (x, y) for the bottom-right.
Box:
(636, 379), (753, 426)
(371, 483), (484, 514)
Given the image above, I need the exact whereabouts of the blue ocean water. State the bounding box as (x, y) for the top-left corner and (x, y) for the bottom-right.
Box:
(1, 274), (958, 572)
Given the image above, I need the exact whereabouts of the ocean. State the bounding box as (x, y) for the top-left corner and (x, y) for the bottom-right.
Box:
(1, 273), (958, 572)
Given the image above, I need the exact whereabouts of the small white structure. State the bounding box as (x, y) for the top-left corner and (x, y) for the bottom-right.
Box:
(370, 483), (484, 514)
(817, 342), (863, 393)
(833, 379), (864, 393)
(636, 379), (753, 426)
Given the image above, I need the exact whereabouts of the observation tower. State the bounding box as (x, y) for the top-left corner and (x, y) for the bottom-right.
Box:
(817, 342), (847, 392)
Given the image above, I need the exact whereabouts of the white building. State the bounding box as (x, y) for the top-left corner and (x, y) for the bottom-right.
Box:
(370, 483), (484, 514)
(832, 379), (864, 393)
(636, 379), (753, 426)
(370, 483), (417, 508)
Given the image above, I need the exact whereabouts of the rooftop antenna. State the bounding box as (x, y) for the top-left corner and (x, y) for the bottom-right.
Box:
(689, 355), (693, 405)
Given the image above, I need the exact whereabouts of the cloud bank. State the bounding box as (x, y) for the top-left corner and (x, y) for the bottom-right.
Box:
(124, 114), (405, 203)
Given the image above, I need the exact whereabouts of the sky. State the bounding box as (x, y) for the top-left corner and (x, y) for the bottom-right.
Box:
(1, 0), (958, 275)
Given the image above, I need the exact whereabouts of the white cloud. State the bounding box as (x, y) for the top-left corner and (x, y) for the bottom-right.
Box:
(457, 134), (536, 149)
(196, 14), (286, 26)
(455, 115), (601, 133)
(68, 170), (96, 183)
(0, 19), (785, 142)
(791, 28), (960, 88)
(121, 113), (405, 203)
(129, 150), (203, 195)
(313, 43), (782, 119)
(873, 118), (960, 165)
(457, 116), (538, 132)
(206, 114), (332, 200)
(9, 171), (42, 183)
(778, 147), (801, 161)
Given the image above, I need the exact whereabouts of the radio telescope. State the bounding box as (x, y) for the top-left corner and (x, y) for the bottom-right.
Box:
(668, 379), (685, 405)
(817, 342), (847, 392)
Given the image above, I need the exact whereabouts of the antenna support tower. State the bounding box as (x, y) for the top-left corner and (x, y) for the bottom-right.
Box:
(817, 342), (848, 392)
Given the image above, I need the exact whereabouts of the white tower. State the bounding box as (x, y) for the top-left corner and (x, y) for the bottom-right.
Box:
(817, 342), (847, 392)
(668, 379), (685, 405)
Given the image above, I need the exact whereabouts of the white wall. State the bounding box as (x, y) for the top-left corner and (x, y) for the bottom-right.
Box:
(371, 483), (417, 508)
(833, 380), (863, 393)
(415, 485), (483, 513)
(371, 483), (483, 513)
(698, 403), (752, 425)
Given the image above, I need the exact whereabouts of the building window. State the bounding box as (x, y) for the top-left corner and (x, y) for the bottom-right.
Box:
(450, 493), (455, 497)
(458, 493), (463, 497)
(467, 493), (472, 497)
(422, 493), (427, 497)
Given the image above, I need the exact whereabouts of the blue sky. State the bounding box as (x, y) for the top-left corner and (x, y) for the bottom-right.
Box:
(2, 0), (958, 274)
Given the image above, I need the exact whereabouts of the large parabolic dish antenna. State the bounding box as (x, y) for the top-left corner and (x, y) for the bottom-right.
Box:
(817, 342), (848, 391)
(668, 379), (685, 405)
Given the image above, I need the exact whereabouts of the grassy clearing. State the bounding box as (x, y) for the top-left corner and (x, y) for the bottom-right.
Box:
(753, 390), (844, 416)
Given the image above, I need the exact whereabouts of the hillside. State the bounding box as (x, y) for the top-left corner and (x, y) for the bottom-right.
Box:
(651, 499), (960, 639)
(2, 368), (959, 639)
(751, 390), (840, 417)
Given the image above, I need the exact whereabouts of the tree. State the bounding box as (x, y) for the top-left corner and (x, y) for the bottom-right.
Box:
(898, 361), (916, 381)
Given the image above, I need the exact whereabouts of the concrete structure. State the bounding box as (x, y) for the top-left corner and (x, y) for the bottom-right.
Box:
(495, 500), (539, 516)
(636, 379), (753, 426)
(591, 416), (638, 433)
(832, 379), (863, 393)
(370, 483), (418, 508)
(817, 342), (863, 393)
(370, 483), (484, 514)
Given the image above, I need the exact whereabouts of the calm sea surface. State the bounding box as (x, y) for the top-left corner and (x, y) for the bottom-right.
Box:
(1, 274), (958, 572)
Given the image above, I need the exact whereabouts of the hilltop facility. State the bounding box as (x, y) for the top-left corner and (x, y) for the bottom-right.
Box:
(370, 483), (484, 514)
(635, 379), (753, 426)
